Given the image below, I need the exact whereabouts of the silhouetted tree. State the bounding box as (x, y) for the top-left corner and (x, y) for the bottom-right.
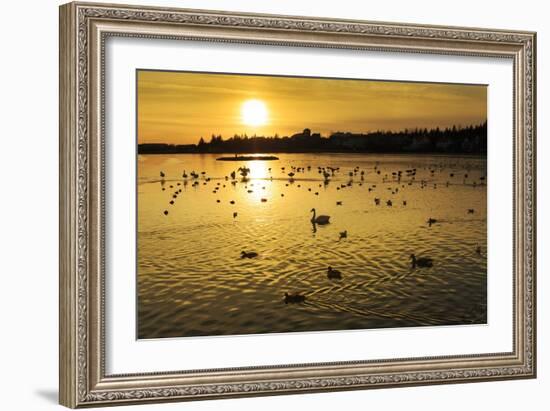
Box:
(139, 122), (487, 155)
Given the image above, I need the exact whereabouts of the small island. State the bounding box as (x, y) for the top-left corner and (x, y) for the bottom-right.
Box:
(216, 155), (279, 161)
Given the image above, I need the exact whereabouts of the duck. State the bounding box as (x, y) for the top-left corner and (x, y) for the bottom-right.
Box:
(241, 251), (258, 259)
(410, 254), (433, 268)
(233, 212), (238, 218)
(336, 201), (343, 206)
(338, 230), (347, 240)
(284, 292), (306, 304)
(327, 266), (342, 279)
(160, 171), (165, 178)
(310, 208), (330, 225)
(468, 209), (475, 214)
(427, 218), (437, 227)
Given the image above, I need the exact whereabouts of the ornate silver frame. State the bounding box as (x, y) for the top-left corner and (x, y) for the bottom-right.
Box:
(59, 2), (536, 408)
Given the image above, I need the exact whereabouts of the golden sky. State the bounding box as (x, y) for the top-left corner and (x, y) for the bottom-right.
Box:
(137, 70), (487, 145)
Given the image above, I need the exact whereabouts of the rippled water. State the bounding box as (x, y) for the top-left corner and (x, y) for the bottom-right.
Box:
(137, 153), (487, 339)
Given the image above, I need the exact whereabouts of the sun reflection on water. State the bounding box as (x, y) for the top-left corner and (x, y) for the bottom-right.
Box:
(247, 159), (270, 179)
(242, 159), (272, 204)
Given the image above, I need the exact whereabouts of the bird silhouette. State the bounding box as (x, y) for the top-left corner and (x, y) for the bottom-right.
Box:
(310, 208), (330, 225)
(284, 292), (306, 304)
(327, 266), (342, 279)
(410, 254), (433, 268)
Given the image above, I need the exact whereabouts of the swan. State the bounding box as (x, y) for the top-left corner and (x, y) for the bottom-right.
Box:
(284, 292), (306, 304)
(327, 266), (342, 279)
(310, 208), (330, 225)
(410, 254), (433, 268)
(241, 251), (258, 259)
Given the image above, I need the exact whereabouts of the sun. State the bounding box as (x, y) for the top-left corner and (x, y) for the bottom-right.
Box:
(241, 99), (268, 127)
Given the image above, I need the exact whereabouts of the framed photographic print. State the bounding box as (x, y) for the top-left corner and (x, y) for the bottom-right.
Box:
(59, 2), (537, 408)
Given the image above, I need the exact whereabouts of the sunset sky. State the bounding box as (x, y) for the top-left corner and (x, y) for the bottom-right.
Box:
(137, 70), (487, 145)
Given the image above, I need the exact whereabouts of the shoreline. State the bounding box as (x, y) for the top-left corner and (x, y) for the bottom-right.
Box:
(138, 151), (487, 159)
(217, 155), (279, 161)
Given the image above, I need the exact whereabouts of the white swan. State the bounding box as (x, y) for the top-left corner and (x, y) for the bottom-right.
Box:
(310, 208), (330, 225)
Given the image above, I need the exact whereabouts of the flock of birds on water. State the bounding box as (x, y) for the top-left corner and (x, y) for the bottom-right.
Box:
(155, 161), (486, 305)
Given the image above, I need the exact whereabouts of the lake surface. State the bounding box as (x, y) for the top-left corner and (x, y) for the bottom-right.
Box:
(137, 153), (487, 339)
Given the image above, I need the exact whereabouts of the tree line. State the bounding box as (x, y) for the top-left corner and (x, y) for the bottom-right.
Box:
(138, 122), (487, 155)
